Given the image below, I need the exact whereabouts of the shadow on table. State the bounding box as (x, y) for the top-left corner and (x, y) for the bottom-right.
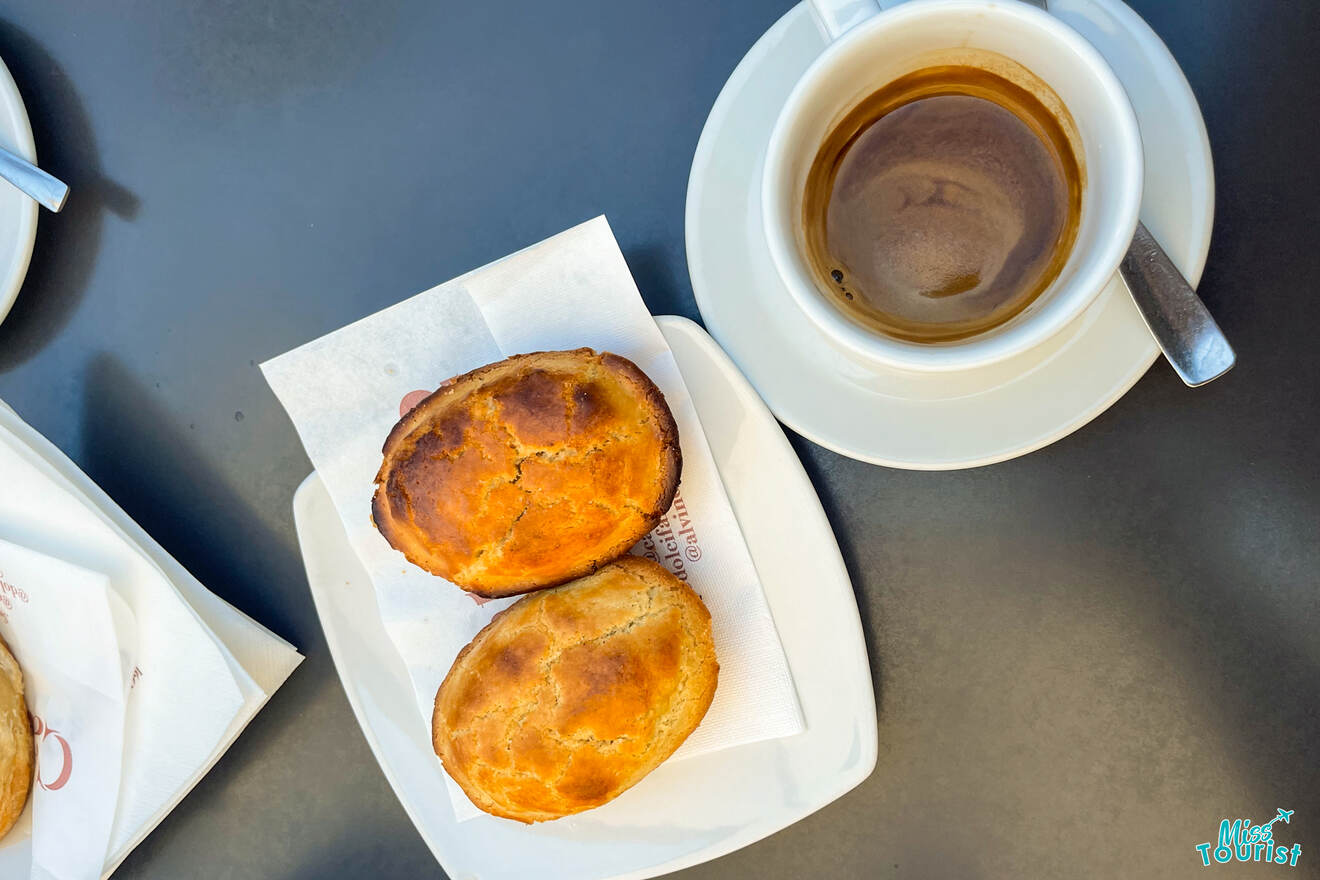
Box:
(79, 351), (329, 715)
(78, 352), (380, 870)
(80, 352), (360, 869)
(80, 351), (310, 648)
(0, 19), (138, 372)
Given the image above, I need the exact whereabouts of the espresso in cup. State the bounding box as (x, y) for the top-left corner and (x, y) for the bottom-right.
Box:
(802, 57), (1083, 343)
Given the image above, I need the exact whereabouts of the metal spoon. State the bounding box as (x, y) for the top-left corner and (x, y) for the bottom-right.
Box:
(1120, 221), (1234, 386)
(1024, 0), (1233, 386)
(0, 145), (68, 212)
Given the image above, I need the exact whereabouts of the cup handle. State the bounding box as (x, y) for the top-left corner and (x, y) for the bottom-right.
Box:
(807, 0), (892, 42)
(808, 0), (1050, 41)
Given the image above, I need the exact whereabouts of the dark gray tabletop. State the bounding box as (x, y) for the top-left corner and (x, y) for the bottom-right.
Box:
(0, 1), (1316, 878)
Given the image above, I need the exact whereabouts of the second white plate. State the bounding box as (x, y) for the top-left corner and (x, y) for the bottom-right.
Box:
(293, 315), (877, 880)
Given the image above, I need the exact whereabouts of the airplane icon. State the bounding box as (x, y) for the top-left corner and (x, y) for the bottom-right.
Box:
(1263, 808), (1294, 830)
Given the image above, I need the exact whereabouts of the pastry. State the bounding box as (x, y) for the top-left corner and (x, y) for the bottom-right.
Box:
(373, 349), (681, 597)
(0, 636), (31, 840)
(432, 556), (718, 822)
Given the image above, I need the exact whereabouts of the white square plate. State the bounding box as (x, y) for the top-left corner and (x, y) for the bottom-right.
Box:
(292, 316), (877, 880)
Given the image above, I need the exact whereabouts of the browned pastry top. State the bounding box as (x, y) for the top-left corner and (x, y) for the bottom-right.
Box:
(373, 349), (681, 597)
(432, 556), (719, 823)
(0, 636), (32, 841)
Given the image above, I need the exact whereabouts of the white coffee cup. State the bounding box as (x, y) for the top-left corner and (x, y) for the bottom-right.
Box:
(762, 0), (1143, 372)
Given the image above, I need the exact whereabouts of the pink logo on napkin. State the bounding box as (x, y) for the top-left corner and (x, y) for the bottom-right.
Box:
(399, 390), (432, 417)
(0, 569), (31, 623)
(31, 715), (73, 792)
(637, 490), (703, 578)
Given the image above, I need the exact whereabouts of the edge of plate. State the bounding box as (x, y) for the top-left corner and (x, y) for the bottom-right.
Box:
(0, 55), (39, 329)
(292, 473), (459, 875)
(637, 315), (878, 878)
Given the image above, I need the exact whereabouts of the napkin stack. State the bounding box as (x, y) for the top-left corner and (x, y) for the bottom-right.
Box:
(0, 401), (302, 880)
(263, 216), (804, 821)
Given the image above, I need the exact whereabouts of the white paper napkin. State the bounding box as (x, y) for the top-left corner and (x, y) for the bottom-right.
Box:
(0, 540), (134, 880)
(0, 402), (303, 876)
(263, 216), (804, 820)
(0, 429), (249, 853)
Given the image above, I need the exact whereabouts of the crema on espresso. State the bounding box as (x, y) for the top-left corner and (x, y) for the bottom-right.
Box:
(803, 62), (1083, 342)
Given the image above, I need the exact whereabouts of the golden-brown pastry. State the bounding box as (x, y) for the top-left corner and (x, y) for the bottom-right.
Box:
(373, 348), (681, 598)
(0, 636), (31, 840)
(433, 556), (718, 823)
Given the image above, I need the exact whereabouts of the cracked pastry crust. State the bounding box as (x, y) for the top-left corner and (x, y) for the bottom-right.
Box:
(0, 636), (31, 840)
(432, 556), (718, 823)
(372, 348), (682, 598)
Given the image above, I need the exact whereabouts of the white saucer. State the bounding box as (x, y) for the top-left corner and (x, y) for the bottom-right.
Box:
(293, 316), (877, 880)
(0, 56), (37, 328)
(686, 0), (1214, 469)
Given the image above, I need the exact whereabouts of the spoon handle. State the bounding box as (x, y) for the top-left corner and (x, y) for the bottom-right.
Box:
(0, 145), (68, 213)
(1119, 221), (1235, 387)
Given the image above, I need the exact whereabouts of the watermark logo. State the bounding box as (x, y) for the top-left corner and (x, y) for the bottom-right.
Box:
(1195, 809), (1301, 867)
